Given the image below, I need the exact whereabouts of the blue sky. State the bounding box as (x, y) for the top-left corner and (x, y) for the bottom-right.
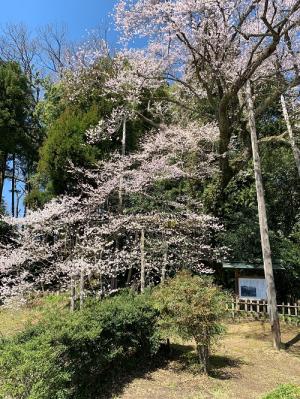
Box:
(1, 0), (118, 214)
(0, 0), (118, 41)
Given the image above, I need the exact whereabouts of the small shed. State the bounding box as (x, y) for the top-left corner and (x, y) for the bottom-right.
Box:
(222, 261), (285, 300)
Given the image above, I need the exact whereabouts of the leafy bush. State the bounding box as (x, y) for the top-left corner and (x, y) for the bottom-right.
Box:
(0, 291), (160, 399)
(261, 384), (300, 399)
(154, 271), (228, 373)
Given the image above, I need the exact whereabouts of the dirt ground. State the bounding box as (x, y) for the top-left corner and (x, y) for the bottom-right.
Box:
(114, 322), (300, 399)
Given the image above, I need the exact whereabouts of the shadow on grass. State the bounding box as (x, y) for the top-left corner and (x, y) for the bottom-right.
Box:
(284, 333), (300, 358)
(243, 327), (300, 357)
(284, 333), (300, 349)
(93, 343), (243, 398)
(209, 355), (244, 380)
(167, 343), (243, 380)
(95, 351), (171, 399)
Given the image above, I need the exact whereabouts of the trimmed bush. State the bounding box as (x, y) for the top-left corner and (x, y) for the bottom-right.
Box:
(154, 271), (228, 373)
(0, 291), (160, 399)
(261, 384), (300, 399)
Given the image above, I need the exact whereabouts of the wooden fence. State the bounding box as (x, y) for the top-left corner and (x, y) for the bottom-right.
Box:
(226, 298), (300, 324)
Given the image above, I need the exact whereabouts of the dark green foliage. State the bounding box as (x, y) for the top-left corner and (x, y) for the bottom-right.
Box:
(262, 145), (300, 236)
(35, 81), (66, 128)
(216, 142), (300, 299)
(0, 291), (160, 399)
(0, 61), (33, 154)
(35, 83), (154, 197)
(25, 185), (55, 210)
(38, 105), (100, 195)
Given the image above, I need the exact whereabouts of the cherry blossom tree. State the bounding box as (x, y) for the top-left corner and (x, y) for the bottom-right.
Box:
(114, 0), (300, 186)
(0, 121), (222, 306)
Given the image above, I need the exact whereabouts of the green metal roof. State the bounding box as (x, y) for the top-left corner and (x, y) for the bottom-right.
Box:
(222, 261), (285, 270)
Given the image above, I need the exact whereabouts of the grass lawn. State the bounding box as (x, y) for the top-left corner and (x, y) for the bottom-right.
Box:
(0, 302), (299, 399)
(0, 295), (68, 339)
(0, 305), (40, 338)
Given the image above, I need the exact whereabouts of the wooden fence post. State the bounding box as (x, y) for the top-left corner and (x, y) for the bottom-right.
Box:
(231, 299), (235, 319)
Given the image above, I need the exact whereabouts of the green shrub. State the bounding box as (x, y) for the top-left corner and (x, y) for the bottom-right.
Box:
(262, 384), (300, 399)
(154, 271), (228, 373)
(0, 291), (160, 399)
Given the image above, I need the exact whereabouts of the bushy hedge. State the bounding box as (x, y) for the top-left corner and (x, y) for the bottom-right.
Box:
(261, 384), (300, 399)
(0, 291), (160, 399)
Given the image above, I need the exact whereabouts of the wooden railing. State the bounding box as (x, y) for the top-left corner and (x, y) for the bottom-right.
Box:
(226, 298), (300, 324)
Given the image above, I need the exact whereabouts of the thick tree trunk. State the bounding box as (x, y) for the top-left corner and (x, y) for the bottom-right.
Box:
(140, 228), (145, 293)
(245, 81), (281, 350)
(11, 154), (16, 217)
(197, 344), (209, 374)
(196, 330), (210, 374)
(0, 152), (7, 205)
(218, 97), (233, 188)
(281, 95), (300, 178)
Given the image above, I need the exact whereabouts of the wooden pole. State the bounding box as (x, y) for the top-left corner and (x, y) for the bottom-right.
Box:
(280, 95), (300, 178)
(118, 116), (126, 210)
(121, 116), (126, 157)
(70, 275), (75, 312)
(161, 242), (168, 284)
(140, 228), (145, 293)
(114, 116), (127, 289)
(79, 269), (84, 310)
(245, 81), (281, 350)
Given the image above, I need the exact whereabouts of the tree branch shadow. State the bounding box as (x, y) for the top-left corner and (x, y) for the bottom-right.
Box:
(89, 342), (243, 398)
(167, 343), (244, 380)
(284, 333), (300, 349)
(95, 351), (171, 399)
(209, 355), (244, 380)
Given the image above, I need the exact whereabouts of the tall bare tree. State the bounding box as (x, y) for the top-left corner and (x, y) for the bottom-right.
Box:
(245, 80), (281, 350)
(281, 94), (300, 178)
(38, 23), (69, 78)
(0, 23), (40, 99)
